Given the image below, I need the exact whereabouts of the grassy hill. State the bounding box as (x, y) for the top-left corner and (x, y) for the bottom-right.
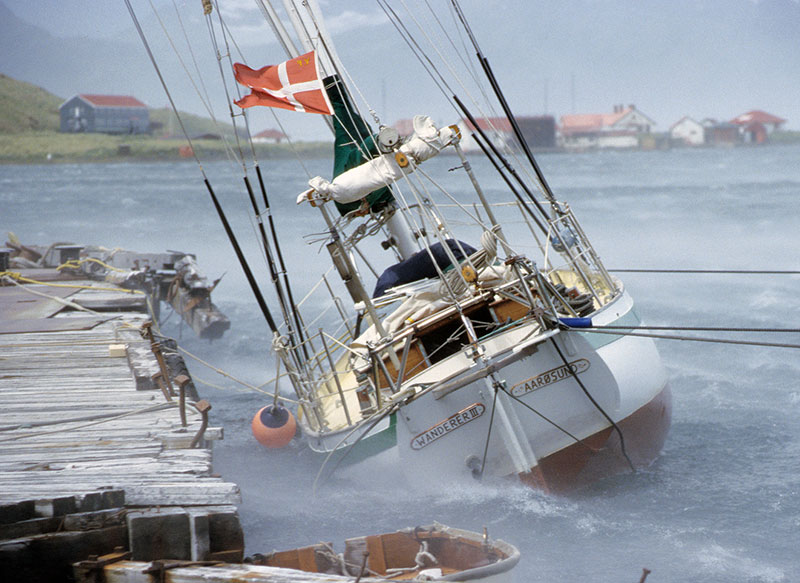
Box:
(0, 74), (328, 163)
(0, 73), (239, 138)
(144, 107), (244, 140)
(0, 73), (62, 133)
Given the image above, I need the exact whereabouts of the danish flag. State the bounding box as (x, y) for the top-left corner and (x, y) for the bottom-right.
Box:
(233, 50), (333, 115)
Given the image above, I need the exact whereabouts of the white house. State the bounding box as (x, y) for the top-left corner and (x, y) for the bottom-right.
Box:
(670, 116), (705, 146)
(559, 105), (656, 149)
(252, 129), (287, 143)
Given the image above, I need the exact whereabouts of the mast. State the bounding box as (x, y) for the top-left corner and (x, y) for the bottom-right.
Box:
(254, 0), (299, 58)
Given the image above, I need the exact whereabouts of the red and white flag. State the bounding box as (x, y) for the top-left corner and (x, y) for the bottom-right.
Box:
(233, 50), (333, 115)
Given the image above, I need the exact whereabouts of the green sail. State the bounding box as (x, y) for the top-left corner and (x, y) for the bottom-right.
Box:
(325, 76), (394, 215)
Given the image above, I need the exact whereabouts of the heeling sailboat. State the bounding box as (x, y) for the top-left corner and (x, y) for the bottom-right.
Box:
(238, 0), (672, 494)
(141, 0), (671, 493)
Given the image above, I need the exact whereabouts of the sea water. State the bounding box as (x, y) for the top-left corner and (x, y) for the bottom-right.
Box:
(2, 144), (799, 582)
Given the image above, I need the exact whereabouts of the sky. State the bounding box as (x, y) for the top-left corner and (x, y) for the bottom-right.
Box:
(2, 0), (799, 138)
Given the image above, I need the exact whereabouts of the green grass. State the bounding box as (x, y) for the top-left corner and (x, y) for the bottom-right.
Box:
(0, 131), (329, 163)
(148, 107), (242, 140)
(0, 74), (62, 134)
(771, 130), (800, 144)
(0, 73), (332, 163)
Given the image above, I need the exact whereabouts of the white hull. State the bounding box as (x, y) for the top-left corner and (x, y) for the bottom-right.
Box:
(303, 288), (671, 492)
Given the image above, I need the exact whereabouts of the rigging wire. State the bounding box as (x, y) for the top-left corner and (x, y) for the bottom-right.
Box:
(145, 0), (241, 165)
(206, 1), (314, 362)
(218, 37), (314, 364)
(376, 2), (561, 238)
(448, 0), (557, 210)
(467, 118), (550, 235)
(124, 0), (277, 333)
(385, 0), (544, 194)
(170, 0), (216, 110)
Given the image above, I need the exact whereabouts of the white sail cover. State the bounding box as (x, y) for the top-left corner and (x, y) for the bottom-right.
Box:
(306, 116), (458, 204)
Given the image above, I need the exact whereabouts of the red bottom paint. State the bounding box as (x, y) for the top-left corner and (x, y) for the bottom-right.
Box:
(519, 384), (673, 493)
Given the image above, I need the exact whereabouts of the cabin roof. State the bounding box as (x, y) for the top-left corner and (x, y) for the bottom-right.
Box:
(560, 111), (624, 132)
(730, 110), (786, 125)
(468, 117), (512, 133)
(77, 94), (148, 108)
(254, 129), (287, 139)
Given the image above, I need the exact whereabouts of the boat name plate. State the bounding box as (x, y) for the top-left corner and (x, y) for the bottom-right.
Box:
(411, 402), (486, 450)
(510, 358), (591, 397)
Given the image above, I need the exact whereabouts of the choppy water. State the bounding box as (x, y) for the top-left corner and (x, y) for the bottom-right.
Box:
(3, 144), (799, 582)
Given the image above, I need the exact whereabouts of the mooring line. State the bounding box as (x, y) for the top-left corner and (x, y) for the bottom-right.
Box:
(577, 328), (800, 350)
(598, 325), (800, 333)
(549, 337), (636, 472)
(609, 269), (800, 275)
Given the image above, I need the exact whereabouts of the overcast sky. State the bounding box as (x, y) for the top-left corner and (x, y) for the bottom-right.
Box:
(3, 0), (799, 138)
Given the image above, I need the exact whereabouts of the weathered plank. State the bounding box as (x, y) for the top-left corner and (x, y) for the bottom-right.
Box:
(0, 303), (238, 509)
(0, 274), (244, 576)
(73, 562), (385, 583)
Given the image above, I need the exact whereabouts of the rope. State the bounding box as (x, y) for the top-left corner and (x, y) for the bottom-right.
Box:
(173, 343), (300, 404)
(592, 325), (800, 334)
(609, 269), (800, 275)
(442, 227), (499, 296)
(549, 337), (636, 472)
(496, 384), (602, 454)
(576, 328), (800, 350)
(57, 257), (128, 273)
(1, 272), (144, 295)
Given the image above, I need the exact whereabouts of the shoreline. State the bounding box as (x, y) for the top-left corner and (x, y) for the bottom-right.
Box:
(2, 131), (800, 165)
(0, 132), (332, 165)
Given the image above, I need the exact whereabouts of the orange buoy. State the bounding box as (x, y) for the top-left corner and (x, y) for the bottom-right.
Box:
(251, 404), (296, 448)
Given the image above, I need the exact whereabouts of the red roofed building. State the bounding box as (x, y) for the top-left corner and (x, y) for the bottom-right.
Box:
(59, 94), (150, 134)
(252, 128), (287, 143)
(730, 110), (787, 144)
(559, 104), (655, 149)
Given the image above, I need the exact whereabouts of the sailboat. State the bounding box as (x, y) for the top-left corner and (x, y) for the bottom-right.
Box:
(132, 0), (671, 494)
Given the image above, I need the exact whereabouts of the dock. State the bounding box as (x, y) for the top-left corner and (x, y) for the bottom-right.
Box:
(0, 266), (243, 581)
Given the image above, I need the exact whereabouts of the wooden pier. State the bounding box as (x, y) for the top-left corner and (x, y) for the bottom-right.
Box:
(0, 268), (243, 581)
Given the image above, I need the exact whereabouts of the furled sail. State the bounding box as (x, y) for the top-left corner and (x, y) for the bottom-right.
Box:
(303, 77), (459, 211)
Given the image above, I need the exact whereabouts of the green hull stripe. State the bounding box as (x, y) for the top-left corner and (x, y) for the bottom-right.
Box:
(580, 308), (641, 349)
(312, 413), (397, 466)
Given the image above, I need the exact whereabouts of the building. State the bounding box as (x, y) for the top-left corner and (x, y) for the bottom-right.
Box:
(517, 116), (557, 149)
(455, 115), (556, 151)
(670, 116), (705, 146)
(559, 104), (655, 149)
(60, 94), (149, 134)
(703, 120), (740, 146)
(730, 110), (787, 144)
(252, 129), (287, 143)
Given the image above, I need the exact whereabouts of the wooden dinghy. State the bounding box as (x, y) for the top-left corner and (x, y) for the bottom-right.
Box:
(249, 524), (519, 582)
(73, 524), (519, 583)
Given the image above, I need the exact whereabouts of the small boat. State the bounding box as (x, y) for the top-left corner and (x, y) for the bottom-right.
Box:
(72, 524), (519, 583)
(247, 523), (520, 582)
